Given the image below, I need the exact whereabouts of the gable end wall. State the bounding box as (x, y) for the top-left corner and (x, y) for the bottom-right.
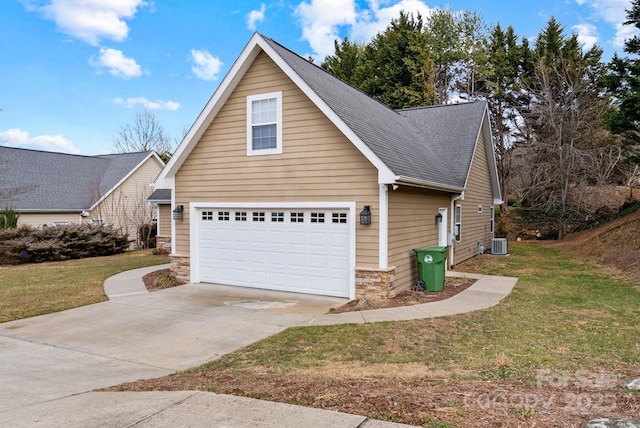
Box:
(454, 131), (495, 265)
(173, 51), (380, 267)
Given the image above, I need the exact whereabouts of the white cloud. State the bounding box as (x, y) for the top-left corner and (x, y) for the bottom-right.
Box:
(294, 0), (433, 61)
(575, 0), (638, 48)
(92, 48), (142, 78)
(0, 128), (81, 154)
(614, 23), (638, 47)
(573, 23), (599, 49)
(20, 0), (146, 45)
(113, 97), (180, 110)
(351, 0), (433, 43)
(247, 3), (267, 30)
(190, 49), (223, 81)
(295, 0), (358, 60)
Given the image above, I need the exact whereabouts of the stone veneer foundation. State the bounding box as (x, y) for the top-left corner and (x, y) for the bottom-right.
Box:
(156, 236), (171, 252)
(355, 266), (397, 301)
(170, 254), (190, 282)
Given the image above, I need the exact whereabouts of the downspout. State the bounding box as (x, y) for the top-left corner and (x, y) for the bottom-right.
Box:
(450, 192), (464, 269)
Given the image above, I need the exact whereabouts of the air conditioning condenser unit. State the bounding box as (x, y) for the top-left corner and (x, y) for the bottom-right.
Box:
(492, 238), (507, 255)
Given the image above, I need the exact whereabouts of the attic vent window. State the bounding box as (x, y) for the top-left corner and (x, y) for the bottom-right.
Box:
(247, 92), (282, 156)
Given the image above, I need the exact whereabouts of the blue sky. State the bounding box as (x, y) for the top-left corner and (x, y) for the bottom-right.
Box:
(0, 0), (635, 155)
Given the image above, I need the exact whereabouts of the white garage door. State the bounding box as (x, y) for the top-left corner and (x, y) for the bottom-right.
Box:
(198, 208), (351, 297)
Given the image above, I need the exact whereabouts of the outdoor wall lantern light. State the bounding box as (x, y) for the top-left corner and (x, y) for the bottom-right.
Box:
(359, 205), (371, 225)
(173, 205), (184, 221)
(435, 212), (443, 223)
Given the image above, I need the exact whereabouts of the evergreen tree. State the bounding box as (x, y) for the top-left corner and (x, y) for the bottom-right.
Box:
(605, 0), (640, 163)
(359, 11), (435, 109)
(321, 37), (365, 86)
(424, 8), (488, 103)
(484, 24), (528, 216)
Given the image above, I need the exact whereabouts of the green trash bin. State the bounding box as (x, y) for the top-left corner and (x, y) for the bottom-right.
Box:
(413, 246), (448, 292)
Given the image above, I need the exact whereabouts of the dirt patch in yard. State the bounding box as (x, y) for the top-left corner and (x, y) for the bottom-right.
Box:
(105, 367), (640, 427)
(550, 208), (640, 279)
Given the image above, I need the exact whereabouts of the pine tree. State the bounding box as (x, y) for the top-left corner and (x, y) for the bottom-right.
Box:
(605, 0), (640, 163)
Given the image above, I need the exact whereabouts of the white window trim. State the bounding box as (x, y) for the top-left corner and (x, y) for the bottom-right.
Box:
(246, 91), (282, 156)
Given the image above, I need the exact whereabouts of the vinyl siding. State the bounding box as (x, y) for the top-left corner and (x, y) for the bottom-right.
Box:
(91, 156), (162, 239)
(388, 186), (451, 292)
(454, 131), (495, 265)
(174, 52), (379, 266)
(157, 204), (171, 237)
(18, 213), (81, 227)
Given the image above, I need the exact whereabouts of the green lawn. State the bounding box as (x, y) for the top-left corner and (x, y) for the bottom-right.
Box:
(200, 242), (640, 378)
(0, 250), (168, 323)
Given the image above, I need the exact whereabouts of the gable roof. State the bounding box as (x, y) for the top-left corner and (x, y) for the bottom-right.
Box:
(0, 146), (162, 212)
(156, 33), (500, 198)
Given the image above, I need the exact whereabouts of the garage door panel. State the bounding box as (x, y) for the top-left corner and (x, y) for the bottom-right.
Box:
(234, 230), (250, 243)
(289, 252), (306, 267)
(251, 230), (267, 243)
(198, 208), (350, 297)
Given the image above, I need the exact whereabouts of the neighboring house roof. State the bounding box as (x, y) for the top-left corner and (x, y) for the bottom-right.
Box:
(146, 188), (171, 204)
(156, 33), (500, 200)
(0, 146), (162, 212)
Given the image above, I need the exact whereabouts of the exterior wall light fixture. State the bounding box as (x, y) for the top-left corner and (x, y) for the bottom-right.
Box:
(173, 205), (184, 221)
(359, 205), (371, 225)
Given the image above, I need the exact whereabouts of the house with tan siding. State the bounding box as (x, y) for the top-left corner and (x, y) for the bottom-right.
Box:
(154, 33), (501, 300)
(1, 146), (164, 244)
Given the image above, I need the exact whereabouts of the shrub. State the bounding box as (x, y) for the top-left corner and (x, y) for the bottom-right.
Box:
(155, 273), (183, 289)
(0, 207), (19, 230)
(0, 224), (129, 265)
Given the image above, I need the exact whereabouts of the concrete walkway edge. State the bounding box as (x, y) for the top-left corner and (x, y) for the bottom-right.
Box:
(307, 271), (519, 326)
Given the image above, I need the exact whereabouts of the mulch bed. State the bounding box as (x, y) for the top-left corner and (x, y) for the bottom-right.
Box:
(331, 276), (476, 313)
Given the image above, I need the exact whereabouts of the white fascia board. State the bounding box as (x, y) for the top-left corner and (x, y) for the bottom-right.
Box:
(394, 176), (464, 193)
(460, 104), (502, 205)
(89, 152), (157, 211)
(155, 33), (265, 189)
(256, 37), (397, 186)
(17, 209), (84, 213)
(481, 105), (503, 204)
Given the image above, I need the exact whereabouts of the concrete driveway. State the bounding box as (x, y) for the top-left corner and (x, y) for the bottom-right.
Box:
(0, 267), (347, 416)
(0, 265), (514, 427)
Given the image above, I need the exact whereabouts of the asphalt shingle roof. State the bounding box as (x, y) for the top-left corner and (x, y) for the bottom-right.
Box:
(146, 188), (171, 203)
(0, 147), (153, 211)
(262, 36), (487, 190)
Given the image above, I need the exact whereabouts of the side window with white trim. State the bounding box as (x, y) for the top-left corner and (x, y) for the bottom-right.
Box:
(454, 205), (462, 242)
(247, 92), (282, 156)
